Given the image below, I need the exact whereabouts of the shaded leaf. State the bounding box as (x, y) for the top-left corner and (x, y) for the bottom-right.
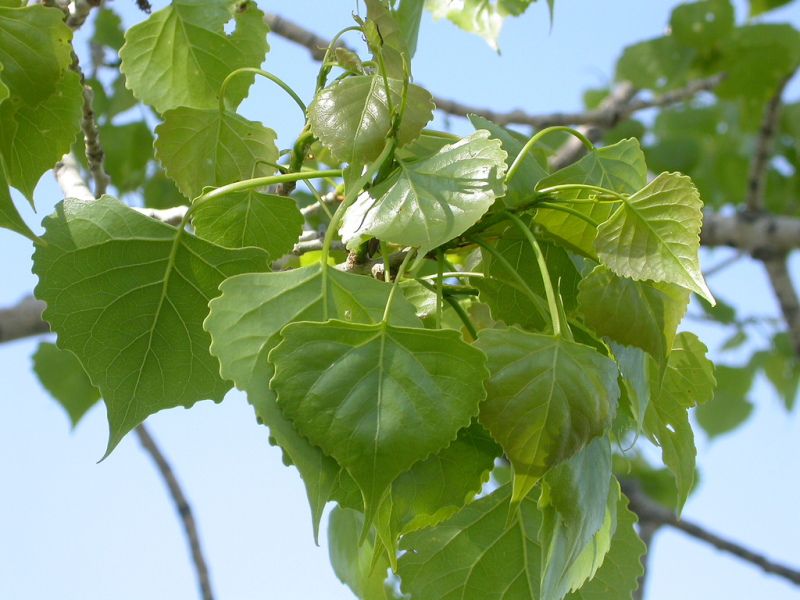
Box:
(695, 364), (754, 438)
(615, 36), (695, 91)
(669, 0), (734, 53)
(99, 121), (153, 193)
(475, 327), (619, 503)
(0, 159), (38, 241)
(33, 196), (269, 454)
(32, 342), (100, 427)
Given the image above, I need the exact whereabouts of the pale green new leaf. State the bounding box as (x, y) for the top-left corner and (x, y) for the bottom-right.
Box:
(308, 75), (434, 163)
(33, 196), (269, 454)
(534, 139), (647, 259)
(340, 130), (507, 253)
(32, 342), (101, 428)
(645, 332), (715, 511)
(426, 0), (535, 50)
(565, 493), (646, 600)
(399, 484), (542, 599)
(269, 320), (488, 525)
(365, 0), (409, 79)
(475, 328), (619, 504)
(596, 172), (714, 304)
(578, 266), (689, 363)
(539, 440), (615, 600)
(154, 107), (279, 200)
(119, 0), (269, 113)
(191, 190), (303, 258)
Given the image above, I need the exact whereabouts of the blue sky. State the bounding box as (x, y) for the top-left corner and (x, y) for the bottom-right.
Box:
(1, 1), (799, 599)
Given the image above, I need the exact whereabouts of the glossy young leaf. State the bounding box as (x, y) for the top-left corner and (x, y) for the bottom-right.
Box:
(119, 0), (269, 113)
(644, 332), (715, 511)
(469, 114), (549, 208)
(269, 320), (488, 525)
(154, 107), (279, 200)
(191, 190), (303, 258)
(695, 364), (754, 439)
(426, 0), (536, 50)
(534, 138), (647, 259)
(32, 342), (101, 428)
(341, 130), (507, 253)
(577, 266), (690, 363)
(475, 327), (619, 503)
(399, 484), (542, 599)
(596, 172), (714, 304)
(365, 0), (409, 79)
(308, 75), (434, 163)
(33, 196), (269, 454)
(564, 493), (646, 600)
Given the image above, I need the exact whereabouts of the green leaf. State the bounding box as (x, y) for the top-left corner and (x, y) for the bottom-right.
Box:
(32, 342), (101, 427)
(99, 121), (153, 193)
(468, 114), (549, 208)
(595, 172), (714, 304)
(0, 63), (9, 105)
(154, 106), (279, 200)
(0, 159), (38, 241)
(644, 332), (715, 511)
(475, 327), (619, 503)
(395, 0), (425, 57)
(539, 440), (615, 600)
(119, 0), (269, 113)
(399, 484), (542, 599)
(610, 343), (651, 433)
(388, 422), (500, 536)
(191, 190), (303, 258)
(695, 364), (754, 438)
(534, 139), (647, 259)
(144, 169), (188, 209)
(365, 0), (409, 79)
(308, 75), (434, 163)
(426, 0), (536, 50)
(32, 196), (269, 454)
(669, 0), (734, 52)
(341, 130), (507, 253)
(749, 0), (793, 15)
(615, 36), (695, 91)
(564, 492), (646, 600)
(328, 507), (393, 600)
(269, 320), (488, 525)
(93, 7), (125, 50)
(752, 333), (800, 411)
(577, 266), (689, 363)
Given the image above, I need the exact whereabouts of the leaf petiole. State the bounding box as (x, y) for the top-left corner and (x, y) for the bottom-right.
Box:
(218, 67), (307, 115)
(535, 182), (626, 200)
(382, 249), (416, 323)
(506, 126), (595, 184)
(534, 202), (601, 227)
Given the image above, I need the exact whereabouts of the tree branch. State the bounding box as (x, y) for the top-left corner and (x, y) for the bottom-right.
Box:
(264, 12), (720, 129)
(66, 0), (102, 30)
(764, 256), (800, 355)
(701, 210), (800, 257)
(0, 297), (49, 343)
(627, 487), (800, 587)
(135, 425), (215, 600)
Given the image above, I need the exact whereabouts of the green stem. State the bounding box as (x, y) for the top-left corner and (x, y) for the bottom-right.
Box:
(382, 250), (415, 323)
(302, 179), (333, 220)
(535, 183), (625, 199)
(435, 249), (444, 329)
(316, 25), (362, 91)
(503, 211), (561, 337)
(219, 67), (306, 115)
(420, 271), (485, 280)
(192, 170), (342, 209)
(416, 279), (479, 341)
(469, 236), (549, 325)
(421, 129), (461, 142)
(535, 202), (601, 228)
(506, 126), (595, 185)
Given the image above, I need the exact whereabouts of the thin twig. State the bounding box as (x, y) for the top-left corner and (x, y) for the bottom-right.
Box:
(746, 77), (791, 214)
(66, 0), (102, 30)
(264, 12), (719, 129)
(77, 74), (111, 197)
(135, 425), (215, 600)
(627, 486), (800, 587)
(764, 256), (800, 355)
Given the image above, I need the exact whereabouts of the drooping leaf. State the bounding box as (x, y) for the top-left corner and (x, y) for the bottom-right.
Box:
(394, 0), (426, 57)
(365, 0), (409, 79)
(577, 265), (689, 363)
(399, 484), (542, 599)
(468, 114), (549, 208)
(99, 121), (153, 193)
(119, 0), (269, 113)
(340, 130), (507, 253)
(308, 75), (434, 163)
(539, 440), (615, 600)
(610, 343), (651, 433)
(328, 507), (393, 600)
(270, 320), (488, 525)
(695, 364), (754, 438)
(475, 327), (619, 503)
(644, 332), (715, 511)
(534, 139), (647, 259)
(564, 493), (646, 600)
(32, 342), (100, 427)
(426, 0), (536, 50)
(595, 172), (714, 304)
(154, 107), (279, 200)
(752, 332), (800, 411)
(0, 159), (38, 241)
(749, 0), (793, 15)
(33, 196), (269, 454)
(191, 190), (303, 258)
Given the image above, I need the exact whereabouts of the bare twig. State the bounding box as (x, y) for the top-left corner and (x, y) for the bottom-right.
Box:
(264, 12), (719, 129)
(746, 77), (790, 214)
(627, 487), (800, 587)
(66, 0), (102, 30)
(79, 82), (111, 197)
(135, 425), (215, 600)
(764, 256), (800, 355)
(0, 297), (49, 343)
(54, 153), (95, 201)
